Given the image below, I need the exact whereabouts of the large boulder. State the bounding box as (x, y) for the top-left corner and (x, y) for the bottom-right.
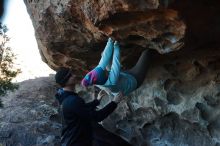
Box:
(20, 0), (220, 146)
(24, 0), (188, 77)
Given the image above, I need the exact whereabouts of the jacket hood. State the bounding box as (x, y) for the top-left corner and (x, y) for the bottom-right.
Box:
(55, 88), (78, 104)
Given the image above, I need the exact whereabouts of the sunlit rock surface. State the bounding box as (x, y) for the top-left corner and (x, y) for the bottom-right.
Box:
(24, 0), (186, 76)
(15, 0), (220, 145)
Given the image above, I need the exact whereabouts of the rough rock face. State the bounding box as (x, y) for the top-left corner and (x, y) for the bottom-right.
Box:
(98, 57), (220, 145)
(23, 0), (220, 74)
(24, 0), (186, 75)
(21, 0), (220, 146)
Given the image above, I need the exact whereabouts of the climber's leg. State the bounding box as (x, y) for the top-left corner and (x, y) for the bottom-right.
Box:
(125, 49), (153, 88)
(97, 38), (114, 70)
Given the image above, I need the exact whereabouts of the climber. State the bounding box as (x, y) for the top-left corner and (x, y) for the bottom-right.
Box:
(54, 67), (132, 146)
(81, 38), (153, 96)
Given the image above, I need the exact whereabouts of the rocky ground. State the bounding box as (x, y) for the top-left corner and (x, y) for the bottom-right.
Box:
(0, 75), (61, 146)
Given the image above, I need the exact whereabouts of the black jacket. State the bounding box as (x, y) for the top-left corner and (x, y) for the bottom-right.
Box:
(55, 89), (117, 146)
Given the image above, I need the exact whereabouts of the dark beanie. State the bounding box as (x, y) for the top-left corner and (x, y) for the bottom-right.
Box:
(55, 67), (72, 87)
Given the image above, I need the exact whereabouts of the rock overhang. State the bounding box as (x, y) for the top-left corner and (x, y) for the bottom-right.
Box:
(24, 0), (220, 81)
